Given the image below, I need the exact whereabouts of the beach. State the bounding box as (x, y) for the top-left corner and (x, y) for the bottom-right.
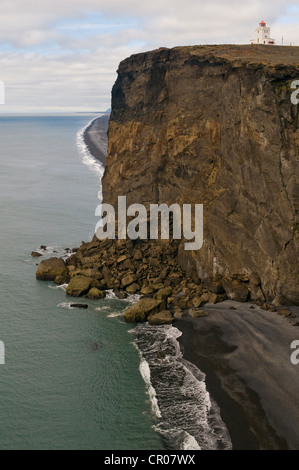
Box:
(176, 302), (299, 450)
(84, 114), (109, 165)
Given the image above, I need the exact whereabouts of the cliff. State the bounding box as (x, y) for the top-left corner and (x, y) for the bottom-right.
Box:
(102, 45), (299, 305)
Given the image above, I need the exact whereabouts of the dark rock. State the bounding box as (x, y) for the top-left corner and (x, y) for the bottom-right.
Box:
(126, 283), (140, 294)
(209, 293), (228, 304)
(113, 288), (128, 299)
(121, 273), (137, 288)
(222, 277), (249, 303)
(86, 288), (105, 300)
(188, 308), (209, 318)
(154, 287), (173, 302)
(70, 304), (89, 309)
(31, 252), (43, 258)
(66, 277), (93, 297)
(36, 257), (68, 282)
(277, 308), (291, 317)
(148, 310), (174, 325)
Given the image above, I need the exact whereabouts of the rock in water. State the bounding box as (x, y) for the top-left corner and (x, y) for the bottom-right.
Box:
(86, 288), (105, 300)
(70, 304), (89, 309)
(36, 257), (68, 282)
(124, 298), (164, 323)
(31, 252), (43, 258)
(66, 277), (93, 297)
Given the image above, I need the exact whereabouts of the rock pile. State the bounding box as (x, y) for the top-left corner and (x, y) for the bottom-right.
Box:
(36, 236), (274, 324)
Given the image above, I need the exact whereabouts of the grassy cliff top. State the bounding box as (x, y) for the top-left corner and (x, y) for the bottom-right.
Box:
(120, 44), (299, 70)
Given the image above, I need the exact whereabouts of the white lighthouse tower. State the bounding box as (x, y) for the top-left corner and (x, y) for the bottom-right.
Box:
(251, 21), (275, 45)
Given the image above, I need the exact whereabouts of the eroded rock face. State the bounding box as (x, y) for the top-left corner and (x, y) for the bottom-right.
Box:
(102, 45), (299, 304)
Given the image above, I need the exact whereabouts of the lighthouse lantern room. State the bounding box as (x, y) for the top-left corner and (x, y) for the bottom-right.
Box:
(250, 21), (275, 45)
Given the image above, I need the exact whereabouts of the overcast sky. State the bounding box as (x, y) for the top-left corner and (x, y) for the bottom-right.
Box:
(0, 0), (298, 112)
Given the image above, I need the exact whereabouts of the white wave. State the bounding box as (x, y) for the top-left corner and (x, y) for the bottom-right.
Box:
(134, 324), (232, 450)
(139, 356), (162, 419)
(95, 306), (111, 311)
(105, 290), (141, 304)
(76, 118), (105, 184)
(49, 284), (68, 291)
(57, 302), (74, 310)
(107, 312), (124, 318)
(104, 290), (118, 300)
(125, 293), (142, 304)
(181, 432), (202, 451)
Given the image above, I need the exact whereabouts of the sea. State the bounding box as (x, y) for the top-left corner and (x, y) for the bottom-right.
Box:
(0, 114), (232, 450)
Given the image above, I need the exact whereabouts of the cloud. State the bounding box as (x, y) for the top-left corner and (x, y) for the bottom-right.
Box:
(0, 0), (298, 111)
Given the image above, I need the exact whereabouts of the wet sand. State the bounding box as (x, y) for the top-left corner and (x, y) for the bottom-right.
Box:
(176, 301), (299, 450)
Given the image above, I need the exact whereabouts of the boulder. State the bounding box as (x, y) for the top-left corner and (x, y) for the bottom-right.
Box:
(66, 277), (93, 297)
(121, 273), (137, 288)
(86, 288), (105, 300)
(113, 288), (128, 300)
(126, 283), (140, 294)
(148, 310), (174, 325)
(70, 304), (89, 309)
(133, 250), (143, 260)
(55, 273), (71, 285)
(173, 307), (184, 319)
(222, 277), (249, 303)
(261, 303), (277, 312)
(141, 286), (155, 295)
(117, 255), (127, 264)
(209, 293), (228, 304)
(277, 308), (291, 317)
(36, 257), (68, 282)
(155, 287), (173, 302)
(124, 298), (164, 323)
(204, 278), (225, 294)
(188, 308), (209, 318)
(122, 259), (135, 271)
(31, 251), (43, 258)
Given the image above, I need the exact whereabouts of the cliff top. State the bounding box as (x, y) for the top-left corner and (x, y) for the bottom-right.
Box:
(119, 44), (299, 70)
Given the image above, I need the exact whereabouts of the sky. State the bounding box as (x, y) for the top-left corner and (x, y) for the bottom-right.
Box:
(0, 0), (298, 113)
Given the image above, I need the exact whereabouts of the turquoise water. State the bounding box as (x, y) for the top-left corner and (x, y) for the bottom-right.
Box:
(0, 115), (164, 450)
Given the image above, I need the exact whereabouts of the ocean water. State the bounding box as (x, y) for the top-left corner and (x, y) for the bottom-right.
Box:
(0, 114), (164, 450)
(0, 114), (231, 450)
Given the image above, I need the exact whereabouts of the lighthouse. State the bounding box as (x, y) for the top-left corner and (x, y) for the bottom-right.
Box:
(250, 21), (275, 45)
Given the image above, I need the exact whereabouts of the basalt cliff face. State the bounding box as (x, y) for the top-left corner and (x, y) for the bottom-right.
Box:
(102, 45), (299, 305)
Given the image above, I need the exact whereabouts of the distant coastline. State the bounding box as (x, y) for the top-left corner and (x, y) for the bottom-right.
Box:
(83, 114), (109, 166)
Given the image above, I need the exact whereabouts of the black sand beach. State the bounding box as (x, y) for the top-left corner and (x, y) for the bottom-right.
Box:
(84, 114), (109, 165)
(83, 115), (299, 450)
(177, 302), (299, 450)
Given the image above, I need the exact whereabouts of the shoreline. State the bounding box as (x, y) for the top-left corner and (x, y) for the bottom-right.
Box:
(176, 302), (299, 450)
(83, 114), (109, 165)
